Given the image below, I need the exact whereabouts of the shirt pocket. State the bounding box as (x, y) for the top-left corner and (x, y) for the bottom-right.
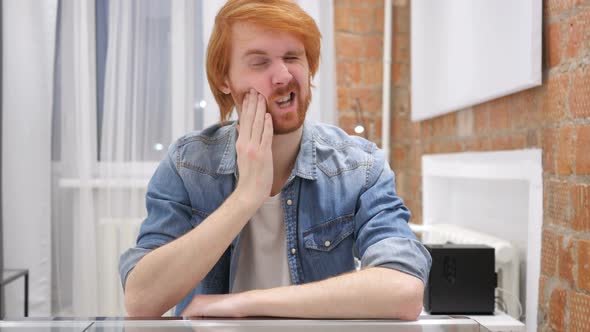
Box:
(303, 214), (355, 253)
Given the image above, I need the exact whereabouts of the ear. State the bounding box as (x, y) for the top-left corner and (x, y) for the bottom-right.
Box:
(219, 78), (231, 95)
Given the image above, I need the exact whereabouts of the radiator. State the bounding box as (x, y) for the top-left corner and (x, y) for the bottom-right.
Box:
(410, 223), (521, 319)
(97, 218), (142, 316)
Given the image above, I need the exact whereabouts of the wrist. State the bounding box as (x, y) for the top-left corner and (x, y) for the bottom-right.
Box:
(228, 189), (263, 216)
(232, 186), (267, 209)
(236, 289), (263, 317)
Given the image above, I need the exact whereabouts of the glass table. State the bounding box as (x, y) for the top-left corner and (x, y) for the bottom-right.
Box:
(0, 316), (492, 332)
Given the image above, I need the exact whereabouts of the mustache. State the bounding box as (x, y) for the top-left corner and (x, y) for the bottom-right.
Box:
(233, 80), (301, 108)
(268, 80), (300, 102)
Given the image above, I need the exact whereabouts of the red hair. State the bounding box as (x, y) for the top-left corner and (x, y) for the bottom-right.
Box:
(206, 0), (321, 122)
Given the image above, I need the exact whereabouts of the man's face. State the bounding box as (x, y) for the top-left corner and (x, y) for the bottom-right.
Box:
(221, 22), (311, 135)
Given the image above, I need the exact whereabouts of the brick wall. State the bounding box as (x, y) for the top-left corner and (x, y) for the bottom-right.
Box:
(334, 0), (590, 331)
(335, 0), (387, 145)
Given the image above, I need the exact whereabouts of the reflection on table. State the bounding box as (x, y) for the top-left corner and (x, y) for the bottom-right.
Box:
(0, 316), (492, 332)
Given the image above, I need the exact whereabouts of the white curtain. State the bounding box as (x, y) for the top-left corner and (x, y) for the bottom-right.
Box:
(101, 1), (172, 163)
(98, 0), (173, 315)
(52, 0), (99, 316)
(2, 0), (57, 317)
(48, 0), (335, 317)
(52, 0), (174, 316)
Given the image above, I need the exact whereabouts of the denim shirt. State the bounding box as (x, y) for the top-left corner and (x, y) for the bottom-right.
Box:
(119, 120), (432, 315)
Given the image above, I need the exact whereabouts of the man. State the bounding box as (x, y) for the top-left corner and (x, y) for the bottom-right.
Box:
(120, 0), (431, 319)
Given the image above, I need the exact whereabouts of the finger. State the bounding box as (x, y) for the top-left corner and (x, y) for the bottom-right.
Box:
(244, 89), (259, 139)
(260, 113), (273, 151)
(239, 91), (254, 141)
(250, 93), (266, 144)
(237, 92), (248, 140)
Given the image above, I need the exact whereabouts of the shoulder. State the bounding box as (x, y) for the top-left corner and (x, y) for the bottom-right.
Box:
(176, 121), (235, 148)
(310, 122), (377, 153)
(168, 122), (237, 177)
(308, 122), (385, 182)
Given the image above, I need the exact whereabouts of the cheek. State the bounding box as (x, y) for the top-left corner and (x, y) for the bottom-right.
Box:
(251, 81), (273, 100)
(292, 68), (310, 91)
(236, 79), (273, 100)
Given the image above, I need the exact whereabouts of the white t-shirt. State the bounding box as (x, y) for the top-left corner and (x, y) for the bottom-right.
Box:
(230, 194), (291, 293)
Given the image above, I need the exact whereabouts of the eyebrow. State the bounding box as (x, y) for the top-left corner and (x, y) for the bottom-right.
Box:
(284, 50), (305, 57)
(243, 49), (267, 58)
(242, 49), (305, 59)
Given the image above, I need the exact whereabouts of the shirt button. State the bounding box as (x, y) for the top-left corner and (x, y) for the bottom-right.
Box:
(286, 199), (293, 206)
(291, 248), (297, 255)
(324, 241), (331, 247)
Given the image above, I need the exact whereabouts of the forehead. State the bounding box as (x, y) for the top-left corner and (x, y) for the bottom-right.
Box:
(230, 22), (305, 56)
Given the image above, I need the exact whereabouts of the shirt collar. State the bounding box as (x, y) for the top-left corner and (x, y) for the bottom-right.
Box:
(216, 120), (317, 181)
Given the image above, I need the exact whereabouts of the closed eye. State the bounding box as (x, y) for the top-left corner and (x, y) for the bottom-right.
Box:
(251, 61), (269, 67)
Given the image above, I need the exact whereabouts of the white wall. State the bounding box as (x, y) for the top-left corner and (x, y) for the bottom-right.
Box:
(2, 0), (57, 316)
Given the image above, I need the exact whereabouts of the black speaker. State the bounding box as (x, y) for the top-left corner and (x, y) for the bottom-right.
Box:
(424, 244), (496, 315)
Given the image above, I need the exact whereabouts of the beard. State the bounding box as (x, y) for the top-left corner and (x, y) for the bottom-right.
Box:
(230, 80), (311, 135)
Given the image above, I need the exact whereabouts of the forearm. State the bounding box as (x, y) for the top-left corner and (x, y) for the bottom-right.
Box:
(241, 267), (424, 320)
(125, 192), (258, 316)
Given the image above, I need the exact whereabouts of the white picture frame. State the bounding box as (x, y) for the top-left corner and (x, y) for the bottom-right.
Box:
(410, 0), (542, 122)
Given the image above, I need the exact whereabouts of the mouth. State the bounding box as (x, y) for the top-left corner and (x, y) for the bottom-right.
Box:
(274, 91), (296, 109)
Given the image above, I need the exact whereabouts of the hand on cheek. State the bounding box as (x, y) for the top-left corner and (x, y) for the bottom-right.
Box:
(234, 89), (274, 208)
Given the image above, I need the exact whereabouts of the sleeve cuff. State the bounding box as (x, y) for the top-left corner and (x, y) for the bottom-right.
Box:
(119, 247), (152, 290)
(360, 237), (432, 284)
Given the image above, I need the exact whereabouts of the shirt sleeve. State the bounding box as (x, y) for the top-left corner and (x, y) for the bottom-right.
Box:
(353, 148), (432, 284)
(118, 143), (194, 290)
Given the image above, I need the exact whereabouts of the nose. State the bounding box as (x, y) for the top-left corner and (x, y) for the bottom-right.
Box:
(271, 61), (293, 87)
